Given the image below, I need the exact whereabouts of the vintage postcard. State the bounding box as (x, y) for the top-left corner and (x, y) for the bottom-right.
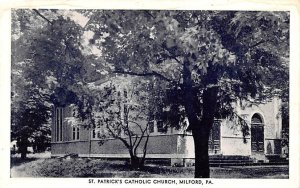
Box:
(0, 0), (299, 188)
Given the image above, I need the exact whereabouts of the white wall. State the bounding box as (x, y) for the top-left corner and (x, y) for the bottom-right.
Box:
(220, 97), (282, 156)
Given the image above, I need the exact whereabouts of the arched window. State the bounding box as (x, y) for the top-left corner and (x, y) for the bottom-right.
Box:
(251, 113), (263, 124)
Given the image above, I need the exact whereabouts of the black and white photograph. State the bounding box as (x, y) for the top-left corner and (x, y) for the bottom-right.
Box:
(1, 1), (299, 187)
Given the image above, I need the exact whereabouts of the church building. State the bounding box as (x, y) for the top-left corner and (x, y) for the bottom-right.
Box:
(51, 94), (284, 165)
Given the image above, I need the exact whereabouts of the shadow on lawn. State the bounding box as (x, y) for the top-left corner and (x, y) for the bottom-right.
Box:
(141, 165), (194, 174)
(10, 157), (288, 178)
(79, 161), (194, 178)
(11, 157), (38, 168)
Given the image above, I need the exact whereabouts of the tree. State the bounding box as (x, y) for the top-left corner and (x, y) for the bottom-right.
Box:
(83, 10), (289, 178)
(12, 9), (166, 168)
(11, 60), (51, 158)
(70, 76), (163, 169)
(11, 10), (52, 157)
(11, 9), (85, 158)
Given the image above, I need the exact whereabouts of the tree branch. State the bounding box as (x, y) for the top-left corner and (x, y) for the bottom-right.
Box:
(121, 119), (144, 133)
(106, 122), (131, 149)
(132, 135), (138, 147)
(133, 123), (149, 155)
(143, 10), (155, 19)
(32, 9), (53, 24)
(249, 39), (269, 49)
(162, 48), (183, 65)
(32, 9), (78, 60)
(141, 133), (150, 163)
(113, 70), (173, 82)
(124, 106), (133, 149)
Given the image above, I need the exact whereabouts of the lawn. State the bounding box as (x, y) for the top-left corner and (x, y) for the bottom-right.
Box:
(10, 155), (289, 178)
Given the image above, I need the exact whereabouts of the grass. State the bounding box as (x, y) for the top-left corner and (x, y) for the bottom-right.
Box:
(10, 156), (289, 178)
(11, 158), (194, 178)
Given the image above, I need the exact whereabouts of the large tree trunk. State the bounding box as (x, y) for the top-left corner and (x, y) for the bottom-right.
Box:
(20, 150), (27, 159)
(182, 58), (218, 178)
(19, 138), (28, 159)
(192, 124), (210, 178)
(189, 89), (218, 178)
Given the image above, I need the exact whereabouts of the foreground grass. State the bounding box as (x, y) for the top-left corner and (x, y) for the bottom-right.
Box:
(11, 157), (288, 178)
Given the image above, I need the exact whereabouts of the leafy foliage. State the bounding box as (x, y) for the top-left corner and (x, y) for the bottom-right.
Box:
(83, 10), (289, 130)
(11, 9), (86, 157)
(11, 60), (51, 156)
(70, 76), (164, 168)
(82, 10), (289, 177)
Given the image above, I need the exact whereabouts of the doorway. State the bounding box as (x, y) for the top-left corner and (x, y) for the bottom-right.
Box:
(251, 113), (264, 154)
